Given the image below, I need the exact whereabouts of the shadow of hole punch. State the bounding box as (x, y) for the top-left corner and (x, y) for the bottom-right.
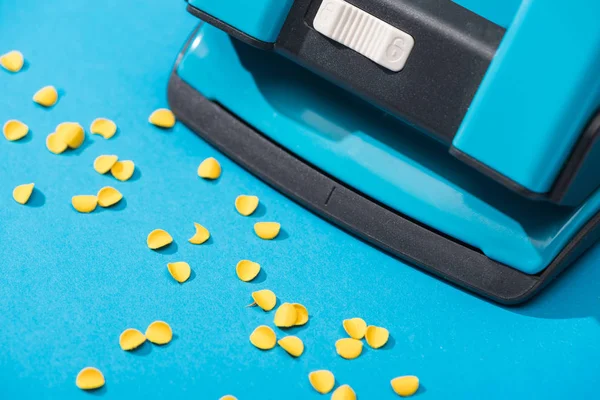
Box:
(186, 268), (197, 283)
(284, 319), (311, 335)
(413, 384), (427, 397)
(63, 135), (93, 156)
(16, 130), (33, 143)
(111, 197), (127, 211)
(86, 385), (108, 397)
(129, 341), (152, 357)
(249, 203), (267, 218)
(159, 333), (178, 349)
(21, 60), (31, 72)
(200, 235), (214, 246)
(509, 244), (600, 323)
(128, 167), (142, 182)
(249, 268), (267, 284)
(202, 176), (221, 186)
(273, 228), (289, 241)
(380, 334), (396, 350)
(96, 197), (128, 212)
(155, 241), (178, 255)
(26, 188), (45, 208)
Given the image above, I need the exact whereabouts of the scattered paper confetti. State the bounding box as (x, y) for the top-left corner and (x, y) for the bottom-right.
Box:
(167, 261), (192, 283)
(197, 157), (221, 180)
(145, 321), (172, 345)
(365, 325), (389, 349)
(254, 222), (280, 240)
(250, 325), (277, 350)
(12, 183), (34, 205)
(188, 222), (210, 244)
(235, 195), (259, 216)
(343, 318), (367, 340)
(3, 120), (29, 141)
(147, 229), (173, 250)
(335, 338), (363, 360)
(278, 336), (304, 357)
(308, 370), (335, 394)
(90, 118), (117, 139)
(0, 50), (24, 72)
(149, 108), (175, 128)
(119, 328), (146, 351)
(76, 367), (105, 390)
(236, 260), (261, 282)
(71, 195), (98, 213)
(391, 375), (420, 397)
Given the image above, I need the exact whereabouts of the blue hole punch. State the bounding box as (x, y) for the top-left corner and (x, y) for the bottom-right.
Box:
(168, 0), (600, 304)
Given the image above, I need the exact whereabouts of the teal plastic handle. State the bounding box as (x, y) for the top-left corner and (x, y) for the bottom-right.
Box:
(453, 0), (600, 194)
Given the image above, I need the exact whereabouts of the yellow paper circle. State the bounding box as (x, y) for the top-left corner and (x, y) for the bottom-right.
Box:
(292, 303), (309, 326)
(149, 108), (176, 128)
(331, 384), (356, 400)
(274, 303), (298, 328)
(343, 318), (367, 340)
(391, 375), (420, 397)
(46, 132), (68, 154)
(0, 50), (24, 72)
(188, 222), (210, 244)
(33, 86), (58, 107)
(167, 261), (192, 283)
(278, 336), (304, 357)
(90, 118), (117, 139)
(253, 222), (281, 240)
(147, 229), (173, 250)
(236, 260), (261, 282)
(308, 370), (335, 394)
(119, 328), (146, 351)
(97, 186), (123, 207)
(251, 289), (277, 311)
(249, 325), (277, 350)
(3, 120), (29, 141)
(72, 195), (98, 213)
(145, 321), (172, 345)
(365, 325), (390, 349)
(12, 183), (34, 205)
(111, 160), (135, 181)
(76, 367), (105, 390)
(235, 195), (259, 216)
(56, 122), (85, 149)
(94, 155), (119, 174)
(197, 157), (221, 180)
(335, 338), (363, 360)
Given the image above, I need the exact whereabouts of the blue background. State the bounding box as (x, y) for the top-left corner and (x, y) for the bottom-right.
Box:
(1, 1), (599, 399)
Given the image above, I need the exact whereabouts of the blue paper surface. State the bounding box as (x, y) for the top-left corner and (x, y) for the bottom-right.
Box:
(1, 1), (599, 399)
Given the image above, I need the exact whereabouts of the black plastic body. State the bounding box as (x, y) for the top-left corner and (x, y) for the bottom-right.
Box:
(188, 0), (505, 143)
(276, 0), (504, 143)
(185, 0), (599, 207)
